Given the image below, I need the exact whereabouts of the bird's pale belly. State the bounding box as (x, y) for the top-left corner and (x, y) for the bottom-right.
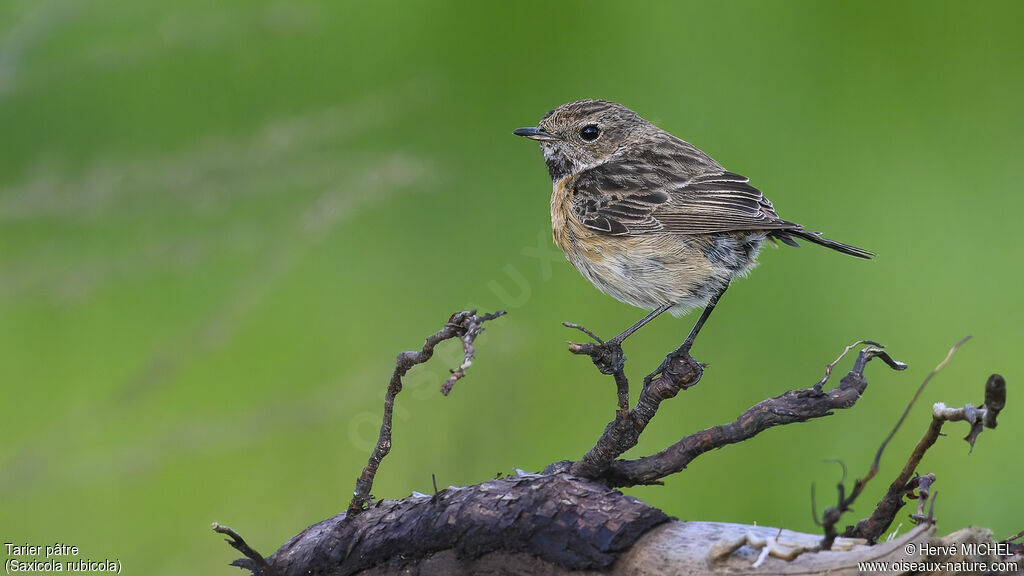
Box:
(551, 183), (763, 315)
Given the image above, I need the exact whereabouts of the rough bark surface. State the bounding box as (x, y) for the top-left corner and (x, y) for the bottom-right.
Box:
(266, 474), (668, 576)
(238, 479), (1024, 576)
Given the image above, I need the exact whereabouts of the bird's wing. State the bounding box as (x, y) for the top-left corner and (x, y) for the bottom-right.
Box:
(571, 159), (797, 236)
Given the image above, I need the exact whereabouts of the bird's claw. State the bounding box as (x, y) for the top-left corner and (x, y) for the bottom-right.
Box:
(644, 348), (704, 389)
(565, 323), (626, 374)
(590, 341), (626, 375)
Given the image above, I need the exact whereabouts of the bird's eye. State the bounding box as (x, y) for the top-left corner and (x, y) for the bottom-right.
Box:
(580, 125), (600, 141)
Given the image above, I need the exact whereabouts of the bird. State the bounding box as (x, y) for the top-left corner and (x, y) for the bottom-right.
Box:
(513, 99), (871, 380)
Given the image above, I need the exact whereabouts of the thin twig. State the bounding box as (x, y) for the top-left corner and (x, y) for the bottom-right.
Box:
(846, 343), (1008, 542)
(348, 310), (505, 514)
(1004, 528), (1024, 543)
(877, 337), (970, 477)
(563, 321), (605, 344)
(1006, 528), (1024, 556)
(881, 336), (973, 454)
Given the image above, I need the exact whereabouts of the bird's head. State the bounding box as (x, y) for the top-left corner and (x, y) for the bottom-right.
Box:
(514, 99), (649, 181)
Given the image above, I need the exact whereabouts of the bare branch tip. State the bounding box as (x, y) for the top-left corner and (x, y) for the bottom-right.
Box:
(818, 340), (905, 389)
(211, 522), (269, 570)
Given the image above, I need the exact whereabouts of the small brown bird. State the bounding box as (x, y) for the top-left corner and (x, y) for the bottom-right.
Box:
(514, 100), (871, 377)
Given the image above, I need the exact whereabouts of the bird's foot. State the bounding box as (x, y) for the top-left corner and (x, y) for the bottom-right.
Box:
(643, 347), (704, 390)
(564, 322), (626, 375)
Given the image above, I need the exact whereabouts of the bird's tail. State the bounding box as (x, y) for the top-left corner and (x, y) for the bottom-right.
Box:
(772, 228), (874, 260)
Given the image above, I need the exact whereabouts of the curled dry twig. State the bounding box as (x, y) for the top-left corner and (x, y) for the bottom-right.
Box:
(348, 309), (505, 514)
(442, 310), (505, 395)
(815, 340), (883, 391)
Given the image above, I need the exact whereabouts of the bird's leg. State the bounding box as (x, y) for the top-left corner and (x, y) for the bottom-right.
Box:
(607, 303), (674, 346)
(644, 283), (730, 389)
(594, 303), (672, 375)
(677, 284), (728, 353)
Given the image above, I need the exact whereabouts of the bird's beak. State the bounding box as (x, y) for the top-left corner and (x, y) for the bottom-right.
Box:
(513, 127), (560, 142)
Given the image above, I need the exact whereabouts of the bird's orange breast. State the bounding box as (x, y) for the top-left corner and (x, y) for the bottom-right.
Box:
(550, 179), (572, 252)
(550, 178), (590, 257)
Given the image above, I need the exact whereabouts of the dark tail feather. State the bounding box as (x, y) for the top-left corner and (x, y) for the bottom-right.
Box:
(772, 229), (874, 259)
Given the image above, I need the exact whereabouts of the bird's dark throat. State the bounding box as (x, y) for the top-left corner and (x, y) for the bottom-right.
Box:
(542, 147), (574, 181)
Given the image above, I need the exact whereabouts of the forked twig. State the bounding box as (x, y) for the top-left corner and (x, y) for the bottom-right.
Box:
(212, 522), (272, 574)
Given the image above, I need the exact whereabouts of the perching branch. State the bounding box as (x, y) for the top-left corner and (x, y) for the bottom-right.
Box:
(348, 309), (505, 514)
(563, 336), (906, 486)
(563, 324), (713, 479)
(616, 346), (905, 486)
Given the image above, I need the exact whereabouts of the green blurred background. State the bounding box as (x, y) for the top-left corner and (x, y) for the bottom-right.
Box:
(1, 1), (1021, 573)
